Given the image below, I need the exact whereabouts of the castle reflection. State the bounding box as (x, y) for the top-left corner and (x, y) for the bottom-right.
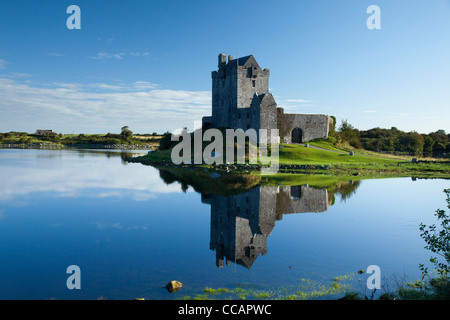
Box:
(157, 168), (361, 270)
(202, 185), (332, 269)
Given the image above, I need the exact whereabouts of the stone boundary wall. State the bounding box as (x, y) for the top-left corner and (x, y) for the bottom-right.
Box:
(277, 109), (332, 143)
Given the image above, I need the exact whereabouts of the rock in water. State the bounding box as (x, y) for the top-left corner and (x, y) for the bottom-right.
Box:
(166, 280), (183, 293)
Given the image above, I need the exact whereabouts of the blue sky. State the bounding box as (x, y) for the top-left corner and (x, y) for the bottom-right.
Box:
(0, 0), (449, 134)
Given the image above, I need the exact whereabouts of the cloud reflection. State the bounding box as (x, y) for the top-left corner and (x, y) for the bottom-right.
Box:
(0, 150), (185, 202)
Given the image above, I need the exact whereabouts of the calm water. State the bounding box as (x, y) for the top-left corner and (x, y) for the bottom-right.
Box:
(0, 149), (448, 300)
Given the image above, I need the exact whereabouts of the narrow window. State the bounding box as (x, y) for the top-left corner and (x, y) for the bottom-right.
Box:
(252, 80), (256, 87)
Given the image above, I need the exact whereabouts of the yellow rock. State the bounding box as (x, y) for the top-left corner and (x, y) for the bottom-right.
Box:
(166, 280), (183, 293)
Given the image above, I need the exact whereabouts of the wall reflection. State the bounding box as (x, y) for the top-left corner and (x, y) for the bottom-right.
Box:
(203, 185), (332, 269)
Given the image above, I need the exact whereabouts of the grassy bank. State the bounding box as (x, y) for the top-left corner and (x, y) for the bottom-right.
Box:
(129, 140), (450, 179)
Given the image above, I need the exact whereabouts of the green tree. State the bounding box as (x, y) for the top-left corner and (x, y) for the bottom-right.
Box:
(423, 134), (435, 156)
(159, 131), (175, 151)
(338, 119), (354, 132)
(338, 119), (361, 147)
(434, 142), (446, 154)
(121, 126), (133, 140)
(397, 132), (424, 155)
(419, 189), (450, 276)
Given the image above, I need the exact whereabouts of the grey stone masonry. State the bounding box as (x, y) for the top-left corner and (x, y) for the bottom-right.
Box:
(203, 54), (333, 143)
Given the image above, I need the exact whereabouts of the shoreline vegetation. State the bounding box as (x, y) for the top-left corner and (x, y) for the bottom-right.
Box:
(128, 139), (450, 181)
(0, 127), (161, 150)
(2, 125), (449, 180)
(127, 121), (450, 180)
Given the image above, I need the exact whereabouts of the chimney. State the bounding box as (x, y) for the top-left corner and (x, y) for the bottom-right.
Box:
(218, 53), (226, 68)
(228, 55), (233, 63)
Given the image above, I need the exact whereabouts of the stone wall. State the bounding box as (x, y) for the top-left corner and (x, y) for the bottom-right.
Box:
(211, 66), (237, 128)
(236, 66), (269, 109)
(277, 108), (332, 143)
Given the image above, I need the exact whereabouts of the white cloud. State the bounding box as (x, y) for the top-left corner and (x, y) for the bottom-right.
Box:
(286, 99), (314, 103)
(276, 97), (318, 113)
(0, 77), (211, 133)
(128, 52), (150, 57)
(1, 72), (32, 78)
(90, 52), (127, 60)
(0, 59), (9, 69)
(89, 51), (150, 60)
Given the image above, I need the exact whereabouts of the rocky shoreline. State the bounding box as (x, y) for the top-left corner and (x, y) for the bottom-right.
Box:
(0, 143), (157, 150)
(126, 158), (342, 174)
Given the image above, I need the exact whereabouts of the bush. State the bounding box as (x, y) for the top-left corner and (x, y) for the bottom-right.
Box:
(159, 132), (177, 151)
(419, 189), (450, 276)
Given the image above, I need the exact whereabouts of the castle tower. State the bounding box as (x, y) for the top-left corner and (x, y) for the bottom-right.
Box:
(208, 53), (271, 129)
(202, 53), (332, 144)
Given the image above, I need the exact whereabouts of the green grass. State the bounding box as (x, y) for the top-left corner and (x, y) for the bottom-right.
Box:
(180, 273), (356, 300)
(132, 141), (449, 179)
(307, 140), (349, 152)
(278, 144), (403, 165)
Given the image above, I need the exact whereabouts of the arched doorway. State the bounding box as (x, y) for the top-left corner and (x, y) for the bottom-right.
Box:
(291, 128), (302, 143)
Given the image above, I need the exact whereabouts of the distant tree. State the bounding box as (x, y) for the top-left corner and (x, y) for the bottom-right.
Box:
(121, 126), (133, 140)
(434, 142), (447, 154)
(19, 136), (32, 144)
(159, 132), (175, 151)
(338, 119), (354, 132)
(338, 119), (361, 147)
(430, 131), (448, 147)
(40, 132), (60, 143)
(397, 132), (424, 155)
(423, 135), (435, 156)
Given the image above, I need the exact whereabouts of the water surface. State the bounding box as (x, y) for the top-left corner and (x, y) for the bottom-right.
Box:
(0, 149), (448, 299)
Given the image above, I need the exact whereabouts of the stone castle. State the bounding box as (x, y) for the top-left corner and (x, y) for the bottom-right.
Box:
(202, 54), (333, 143)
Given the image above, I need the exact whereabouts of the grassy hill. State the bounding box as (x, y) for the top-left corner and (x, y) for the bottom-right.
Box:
(130, 138), (450, 178)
